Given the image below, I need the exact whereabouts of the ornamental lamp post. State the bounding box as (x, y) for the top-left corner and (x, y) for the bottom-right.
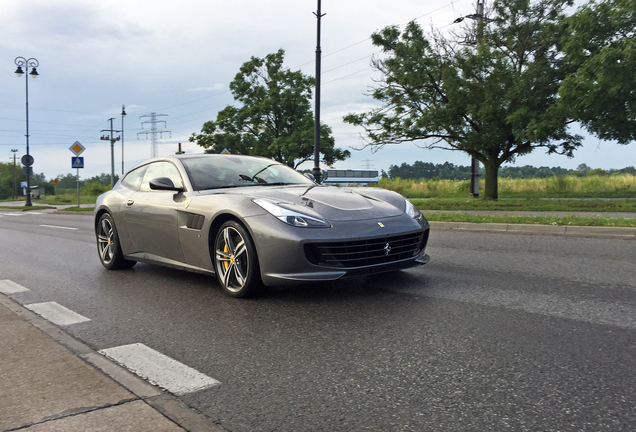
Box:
(312, 0), (325, 184)
(14, 56), (39, 206)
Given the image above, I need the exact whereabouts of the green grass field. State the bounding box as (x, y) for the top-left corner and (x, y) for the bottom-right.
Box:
(379, 174), (636, 199)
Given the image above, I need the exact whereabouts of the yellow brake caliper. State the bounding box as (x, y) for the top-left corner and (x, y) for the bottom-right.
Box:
(224, 244), (230, 271)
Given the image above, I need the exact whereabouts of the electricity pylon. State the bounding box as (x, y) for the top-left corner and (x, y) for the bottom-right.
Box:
(138, 113), (171, 158)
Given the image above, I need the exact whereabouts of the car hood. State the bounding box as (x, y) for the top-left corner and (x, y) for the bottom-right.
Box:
(227, 185), (405, 222)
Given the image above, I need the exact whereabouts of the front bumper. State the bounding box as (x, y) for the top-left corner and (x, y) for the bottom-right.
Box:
(244, 213), (430, 286)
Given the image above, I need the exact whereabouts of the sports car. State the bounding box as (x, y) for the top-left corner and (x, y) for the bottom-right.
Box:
(94, 154), (430, 297)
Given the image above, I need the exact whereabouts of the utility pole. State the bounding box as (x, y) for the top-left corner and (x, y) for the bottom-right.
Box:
(454, 0), (487, 198)
(138, 113), (171, 158)
(175, 143), (185, 155)
(471, 0), (486, 198)
(312, 0), (325, 184)
(100, 118), (121, 188)
(11, 149), (18, 199)
(361, 159), (374, 169)
(121, 105), (126, 175)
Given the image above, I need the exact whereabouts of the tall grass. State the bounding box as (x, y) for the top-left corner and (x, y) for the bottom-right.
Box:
(378, 174), (636, 198)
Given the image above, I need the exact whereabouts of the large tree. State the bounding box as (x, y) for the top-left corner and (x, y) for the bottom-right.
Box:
(191, 49), (350, 168)
(559, 0), (636, 144)
(343, 0), (581, 199)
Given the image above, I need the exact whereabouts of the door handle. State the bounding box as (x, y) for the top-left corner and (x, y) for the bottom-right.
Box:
(126, 200), (134, 206)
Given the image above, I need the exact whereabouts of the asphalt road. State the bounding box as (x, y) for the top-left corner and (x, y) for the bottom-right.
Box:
(1, 211), (635, 431)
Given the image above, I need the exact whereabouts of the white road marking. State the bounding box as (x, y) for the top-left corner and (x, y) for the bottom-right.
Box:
(24, 301), (91, 326)
(0, 280), (30, 294)
(4, 213), (25, 216)
(39, 224), (79, 230)
(99, 343), (220, 395)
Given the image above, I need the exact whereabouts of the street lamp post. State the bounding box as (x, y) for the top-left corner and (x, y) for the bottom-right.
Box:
(14, 56), (39, 207)
(121, 105), (126, 175)
(312, 0), (325, 183)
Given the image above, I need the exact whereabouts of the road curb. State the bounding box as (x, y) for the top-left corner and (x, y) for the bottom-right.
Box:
(0, 293), (229, 432)
(429, 221), (636, 238)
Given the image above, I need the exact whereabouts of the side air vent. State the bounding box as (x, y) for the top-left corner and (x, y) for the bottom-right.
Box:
(186, 213), (205, 230)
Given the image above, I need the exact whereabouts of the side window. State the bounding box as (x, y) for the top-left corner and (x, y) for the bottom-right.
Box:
(140, 162), (184, 192)
(121, 166), (147, 190)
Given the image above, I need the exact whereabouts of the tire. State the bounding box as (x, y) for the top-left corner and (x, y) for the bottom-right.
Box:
(214, 220), (262, 298)
(96, 213), (136, 270)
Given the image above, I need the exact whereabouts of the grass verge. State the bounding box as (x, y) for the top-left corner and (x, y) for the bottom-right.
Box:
(58, 206), (95, 212)
(425, 213), (636, 227)
(411, 198), (636, 212)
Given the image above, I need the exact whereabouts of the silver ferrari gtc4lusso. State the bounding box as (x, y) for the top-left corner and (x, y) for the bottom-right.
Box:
(94, 154), (430, 297)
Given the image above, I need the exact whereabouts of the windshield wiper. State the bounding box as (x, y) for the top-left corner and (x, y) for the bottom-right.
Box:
(239, 174), (267, 184)
(245, 182), (294, 186)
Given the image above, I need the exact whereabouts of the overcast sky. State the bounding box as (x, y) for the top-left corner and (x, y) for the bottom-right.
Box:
(1, 0), (633, 181)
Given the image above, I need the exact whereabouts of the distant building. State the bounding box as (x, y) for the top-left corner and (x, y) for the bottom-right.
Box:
(323, 169), (379, 186)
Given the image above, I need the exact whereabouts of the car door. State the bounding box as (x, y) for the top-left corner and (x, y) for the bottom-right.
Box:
(122, 161), (186, 263)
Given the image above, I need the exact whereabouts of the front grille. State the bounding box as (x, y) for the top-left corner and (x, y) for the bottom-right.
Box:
(304, 231), (427, 268)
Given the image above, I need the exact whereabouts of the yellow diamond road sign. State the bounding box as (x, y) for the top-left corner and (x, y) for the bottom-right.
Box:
(69, 141), (85, 156)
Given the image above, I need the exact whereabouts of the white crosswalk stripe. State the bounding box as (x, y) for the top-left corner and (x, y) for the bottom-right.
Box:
(0, 280), (30, 294)
(24, 301), (91, 326)
(99, 343), (220, 395)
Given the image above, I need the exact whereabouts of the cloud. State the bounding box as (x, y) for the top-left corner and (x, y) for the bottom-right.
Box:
(186, 84), (225, 93)
(0, 0), (152, 48)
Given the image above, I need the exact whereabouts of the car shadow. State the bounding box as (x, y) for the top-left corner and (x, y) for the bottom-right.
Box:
(104, 261), (430, 304)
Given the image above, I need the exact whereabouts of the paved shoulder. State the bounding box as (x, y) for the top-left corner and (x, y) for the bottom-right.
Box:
(0, 293), (226, 432)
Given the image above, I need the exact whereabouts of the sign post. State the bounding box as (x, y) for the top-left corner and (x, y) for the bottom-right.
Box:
(69, 141), (85, 208)
(51, 178), (59, 200)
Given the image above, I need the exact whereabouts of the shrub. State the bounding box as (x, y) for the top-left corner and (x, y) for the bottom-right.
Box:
(83, 181), (110, 196)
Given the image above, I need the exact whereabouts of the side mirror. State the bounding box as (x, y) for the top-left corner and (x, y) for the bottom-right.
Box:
(304, 173), (316, 181)
(149, 177), (184, 192)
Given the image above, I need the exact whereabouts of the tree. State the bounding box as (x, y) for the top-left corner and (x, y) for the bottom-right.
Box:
(0, 162), (18, 200)
(343, 0), (581, 199)
(55, 173), (81, 189)
(191, 49), (350, 168)
(559, 0), (636, 144)
(576, 163), (590, 174)
(85, 173), (118, 186)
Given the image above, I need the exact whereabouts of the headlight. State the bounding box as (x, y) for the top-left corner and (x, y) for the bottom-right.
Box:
(405, 199), (423, 219)
(253, 198), (330, 228)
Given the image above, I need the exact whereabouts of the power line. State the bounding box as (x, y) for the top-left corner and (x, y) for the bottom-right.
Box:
(0, 2), (460, 143)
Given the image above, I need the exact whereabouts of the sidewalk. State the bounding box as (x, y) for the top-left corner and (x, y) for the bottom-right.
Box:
(0, 200), (93, 210)
(0, 294), (226, 432)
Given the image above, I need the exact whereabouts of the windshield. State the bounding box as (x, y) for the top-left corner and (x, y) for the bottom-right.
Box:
(181, 156), (314, 191)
